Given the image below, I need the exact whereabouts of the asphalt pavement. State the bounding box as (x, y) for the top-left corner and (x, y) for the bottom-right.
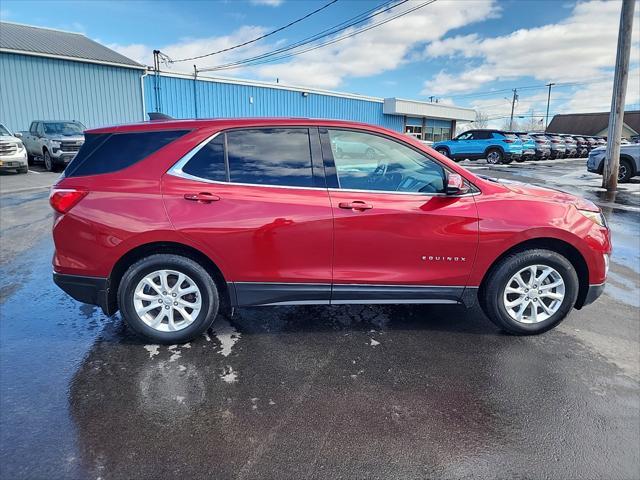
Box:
(0, 158), (638, 480)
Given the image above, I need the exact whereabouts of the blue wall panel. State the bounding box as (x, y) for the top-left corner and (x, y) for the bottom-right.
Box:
(144, 74), (404, 132)
(0, 52), (144, 132)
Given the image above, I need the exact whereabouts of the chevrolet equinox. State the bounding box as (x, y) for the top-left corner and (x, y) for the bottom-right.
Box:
(51, 119), (611, 344)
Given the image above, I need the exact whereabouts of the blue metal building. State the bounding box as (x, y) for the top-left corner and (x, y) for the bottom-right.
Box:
(0, 22), (474, 140)
(0, 22), (145, 132)
(143, 72), (475, 142)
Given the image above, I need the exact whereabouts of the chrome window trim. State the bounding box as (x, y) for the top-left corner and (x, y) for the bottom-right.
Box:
(167, 128), (480, 197)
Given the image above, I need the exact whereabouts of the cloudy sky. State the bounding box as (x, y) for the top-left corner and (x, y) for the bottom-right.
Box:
(2, 0), (639, 128)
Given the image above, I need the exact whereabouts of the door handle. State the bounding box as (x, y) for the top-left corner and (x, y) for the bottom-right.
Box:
(183, 192), (220, 203)
(338, 201), (373, 211)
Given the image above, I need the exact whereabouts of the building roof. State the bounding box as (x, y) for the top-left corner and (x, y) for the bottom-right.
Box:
(0, 22), (144, 69)
(547, 110), (640, 136)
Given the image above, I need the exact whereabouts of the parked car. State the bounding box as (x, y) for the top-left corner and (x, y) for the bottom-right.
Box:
(595, 137), (607, 148)
(544, 134), (567, 159)
(0, 123), (28, 174)
(572, 136), (589, 158)
(587, 142), (639, 183)
(526, 132), (551, 160)
(584, 136), (599, 152)
(558, 134), (578, 158)
(433, 129), (523, 164)
(20, 120), (85, 171)
(50, 118), (610, 344)
(512, 132), (537, 161)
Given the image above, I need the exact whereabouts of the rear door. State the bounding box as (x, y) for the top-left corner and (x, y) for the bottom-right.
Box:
(162, 127), (334, 306)
(322, 128), (479, 304)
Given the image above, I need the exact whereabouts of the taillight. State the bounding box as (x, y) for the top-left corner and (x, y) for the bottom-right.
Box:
(503, 139), (514, 143)
(49, 188), (88, 214)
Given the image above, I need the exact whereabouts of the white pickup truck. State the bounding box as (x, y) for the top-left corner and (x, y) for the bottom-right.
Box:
(19, 120), (85, 172)
(0, 123), (28, 174)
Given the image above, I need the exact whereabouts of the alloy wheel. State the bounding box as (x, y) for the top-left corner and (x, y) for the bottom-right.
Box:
(44, 151), (52, 171)
(133, 269), (202, 332)
(502, 264), (565, 324)
(486, 151), (501, 164)
(618, 164), (628, 181)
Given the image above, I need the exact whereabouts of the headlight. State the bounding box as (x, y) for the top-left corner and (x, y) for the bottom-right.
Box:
(50, 141), (61, 149)
(16, 142), (24, 151)
(577, 209), (607, 227)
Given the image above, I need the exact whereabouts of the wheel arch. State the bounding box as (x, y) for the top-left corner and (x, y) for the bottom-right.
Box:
(484, 145), (505, 156)
(107, 241), (232, 315)
(478, 237), (590, 309)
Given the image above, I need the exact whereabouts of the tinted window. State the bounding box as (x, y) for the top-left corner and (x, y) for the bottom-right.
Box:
(473, 131), (492, 140)
(65, 130), (189, 177)
(456, 132), (473, 140)
(182, 135), (226, 182)
(43, 122), (84, 136)
(227, 128), (313, 187)
(328, 129), (446, 194)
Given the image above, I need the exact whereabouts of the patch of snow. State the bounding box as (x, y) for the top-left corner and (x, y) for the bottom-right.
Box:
(212, 318), (241, 357)
(144, 345), (159, 358)
(220, 366), (238, 384)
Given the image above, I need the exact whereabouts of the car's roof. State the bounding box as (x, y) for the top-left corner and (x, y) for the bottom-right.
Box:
(86, 117), (384, 134)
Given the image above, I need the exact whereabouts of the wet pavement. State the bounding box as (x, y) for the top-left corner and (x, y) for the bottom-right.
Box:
(1, 159), (639, 479)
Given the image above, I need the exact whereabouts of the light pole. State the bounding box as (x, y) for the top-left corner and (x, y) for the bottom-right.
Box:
(545, 83), (555, 131)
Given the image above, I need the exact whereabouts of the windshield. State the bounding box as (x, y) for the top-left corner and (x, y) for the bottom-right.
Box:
(0, 124), (11, 136)
(43, 122), (84, 136)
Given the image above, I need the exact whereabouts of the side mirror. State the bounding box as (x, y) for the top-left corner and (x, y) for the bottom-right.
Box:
(14, 132), (22, 138)
(446, 173), (469, 195)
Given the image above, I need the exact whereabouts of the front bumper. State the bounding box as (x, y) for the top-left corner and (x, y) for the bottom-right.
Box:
(0, 151), (28, 170)
(51, 150), (79, 164)
(53, 273), (114, 315)
(587, 155), (604, 173)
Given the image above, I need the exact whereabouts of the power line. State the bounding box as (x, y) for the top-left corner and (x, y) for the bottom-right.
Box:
(197, 0), (428, 72)
(169, 0), (340, 63)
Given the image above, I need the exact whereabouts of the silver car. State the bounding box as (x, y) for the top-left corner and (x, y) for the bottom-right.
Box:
(587, 143), (640, 183)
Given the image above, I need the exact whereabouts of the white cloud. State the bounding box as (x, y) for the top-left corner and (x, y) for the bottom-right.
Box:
(108, 25), (271, 70)
(422, 0), (640, 96)
(254, 0), (499, 88)
(250, 0), (284, 6)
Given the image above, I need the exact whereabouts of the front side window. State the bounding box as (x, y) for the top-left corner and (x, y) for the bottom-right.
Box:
(227, 128), (313, 187)
(328, 129), (446, 194)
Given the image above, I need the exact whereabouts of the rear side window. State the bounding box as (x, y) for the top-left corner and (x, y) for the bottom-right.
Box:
(502, 133), (518, 141)
(182, 135), (226, 182)
(66, 130), (189, 177)
(226, 128), (313, 187)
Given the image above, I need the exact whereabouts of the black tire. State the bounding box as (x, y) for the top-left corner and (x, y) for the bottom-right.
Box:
(18, 166), (28, 174)
(515, 156), (525, 163)
(43, 149), (55, 172)
(479, 248), (579, 335)
(27, 152), (34, 166)
(618, 158), (634, 183)
(118, 254), (219, 344)
(486, 148), (503, 165)
(436, 147), (450, 158)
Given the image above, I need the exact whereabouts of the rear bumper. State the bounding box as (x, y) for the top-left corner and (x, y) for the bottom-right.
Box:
(581, 283), (606, 307)
(504, 152), (522, 160)
(53, 273), (114, 315)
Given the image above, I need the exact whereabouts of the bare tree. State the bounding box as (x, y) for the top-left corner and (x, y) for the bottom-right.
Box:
(501, 118), (520, 131)
(474, 111), (490, 129)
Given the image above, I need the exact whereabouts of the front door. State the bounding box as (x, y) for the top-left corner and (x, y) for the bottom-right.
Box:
(323, 128), (479, 304)
(162, 127), (333, 306)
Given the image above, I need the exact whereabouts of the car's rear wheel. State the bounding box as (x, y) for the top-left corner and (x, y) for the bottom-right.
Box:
(479, 249), (579, 335)
(618, 158), (633, 183)
(486, 149), (503, 165)
(118, 254), (219, 344)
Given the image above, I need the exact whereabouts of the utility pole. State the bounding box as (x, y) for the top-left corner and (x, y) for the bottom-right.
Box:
(545, 82), (555, 131)
(603, 0), (635, 191)
(508, 89), (518, 130)
(153, 50), (161, 114)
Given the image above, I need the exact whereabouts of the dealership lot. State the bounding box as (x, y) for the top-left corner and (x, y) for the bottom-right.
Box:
(1, 159), (639, 479)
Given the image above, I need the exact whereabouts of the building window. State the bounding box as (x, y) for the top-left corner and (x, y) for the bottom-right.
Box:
(405, 125), (423, 140)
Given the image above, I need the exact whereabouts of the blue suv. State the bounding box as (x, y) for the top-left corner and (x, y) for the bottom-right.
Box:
(433, 130), (523, 164)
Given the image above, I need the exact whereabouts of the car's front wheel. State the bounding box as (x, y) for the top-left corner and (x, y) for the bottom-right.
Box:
(118, 254), (219, 344)
(43, 149), (54, 172)
(480, 249), (579, 335)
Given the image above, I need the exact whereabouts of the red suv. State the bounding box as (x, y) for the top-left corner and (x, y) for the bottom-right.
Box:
(51, 119), (611, 344)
